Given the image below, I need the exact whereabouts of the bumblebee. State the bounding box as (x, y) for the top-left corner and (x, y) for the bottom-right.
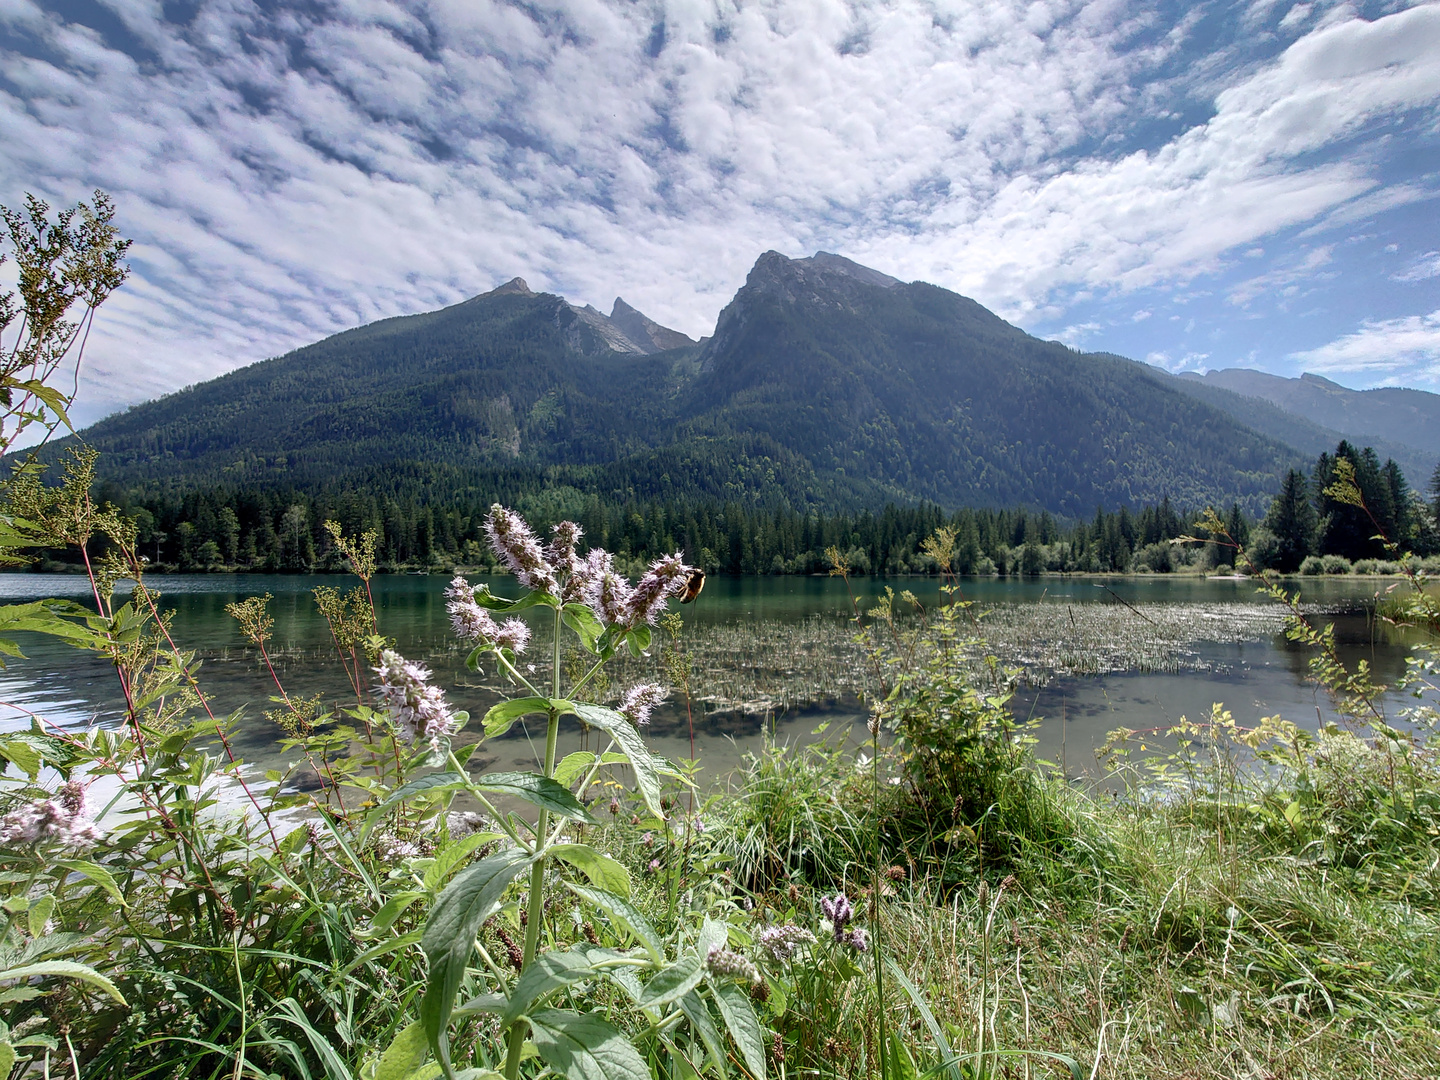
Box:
(679, 568), (706, 604)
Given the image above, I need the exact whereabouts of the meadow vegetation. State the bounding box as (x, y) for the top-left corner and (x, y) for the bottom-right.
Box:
(3, 196), (1440, 1080)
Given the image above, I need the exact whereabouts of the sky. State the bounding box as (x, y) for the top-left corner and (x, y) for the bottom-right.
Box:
(2, 0), (1438, 429)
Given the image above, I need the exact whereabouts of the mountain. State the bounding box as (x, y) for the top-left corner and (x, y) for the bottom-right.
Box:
(1132, 364), (1436, 488)
(38, 251), (1316, 516)
(1174, 368), (1440, 478)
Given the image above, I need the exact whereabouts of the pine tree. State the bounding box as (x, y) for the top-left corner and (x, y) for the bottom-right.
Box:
(1264, 469), (1316, 572)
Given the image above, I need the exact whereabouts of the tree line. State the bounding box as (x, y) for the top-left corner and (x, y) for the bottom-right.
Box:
(22, 442), (1437, 576)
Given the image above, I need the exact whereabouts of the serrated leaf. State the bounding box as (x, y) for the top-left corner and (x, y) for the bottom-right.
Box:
(0, 1044), (14, 1076)
(711, 980), (766, 1079)
(571, 704), (666, 820)
(550, 844), (631, 897)
(528, 1009), (650, 1080)
(55, 859), (126, 907)
(562, 604), (605, 654)
(626, 625), (652, 658)
(423, 831), (505, 892)
(375, 1021), (429, 1080)
(472, 772), (595, 823)
(480, 697), (551, 738)
(421, 848), (532, 1064)
(0, 961), (125, 1005)
(679, 991), (728, 1077)
(638, 953), (705, 1009)
(362, 772), (468, 841)
(564, 882), (664, 964)
(552, 751), (597, 790)
(503, 949), (598, 1028)
(472, 585), (555, 613)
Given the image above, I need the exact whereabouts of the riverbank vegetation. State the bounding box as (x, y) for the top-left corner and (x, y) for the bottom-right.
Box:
(5, 193), (1440, 1080)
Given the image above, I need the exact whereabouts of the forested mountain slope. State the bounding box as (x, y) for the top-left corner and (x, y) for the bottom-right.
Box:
(39, 251), (1313, 516)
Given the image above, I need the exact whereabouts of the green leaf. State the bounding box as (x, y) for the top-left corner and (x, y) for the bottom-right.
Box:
(472, 772), (595, 823)
(0, 1043), (14, 1077)
(0, 737), (41, 778)
(564, 882), (665, 964)
(362, 772), (469, 841)
(26, 896), (54, 939)
(375, 1021), (429, 1080)
(421, 848), (532, 1064)
(711, 981), (766, 1079)
(503, 949), (598, 1028)
(0, 961), (125, 1005)
(638, 953), (705, 1010)
(549, 844), (631, 897)
(571, 704), (666, 820)
(359, 892), (426, 938)
(55, 859), (126, 907)
(528, 1009), (650, 1080)
(625, 625), (652, 658)
(562, 604), (605, 654)
(553, 751), (597, 789)
(423, 831), (505, 892)
(678, 992), (728, 1077)
(480, 697), (552, 738)
(471, 585), (555, 612)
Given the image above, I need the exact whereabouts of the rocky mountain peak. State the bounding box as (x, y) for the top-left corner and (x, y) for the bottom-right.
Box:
(610, 297), (696, 353)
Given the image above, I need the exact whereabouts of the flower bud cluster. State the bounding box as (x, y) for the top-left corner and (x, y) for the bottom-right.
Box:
(374, 649), (457, 750)
(484, 504), (558, 594)
(820, 893), (868, 951)
(445, 576), (530, 654)
(626, 553), (690, 625)
(758, 924), (817, 962)
(620, 683), (667, 726)
(0, 780), (104, 849)
(706, 945), (761, 984)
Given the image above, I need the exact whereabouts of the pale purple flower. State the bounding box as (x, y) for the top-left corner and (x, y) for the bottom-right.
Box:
(0, 780), (104, 849)
(493, 617), (531, 655)
(620, 683), (667, 726)
(624, 553), (691, 626)
(641, 830), (655, 847)
(847, 929), (870, 952)
(375, 649), (457, 750)
(446, 575), (499, 642)
(484, 505), (557, 594)
(569, 547), (613, 604)
(647, 858), (662, 873)
(706, 945), (761, 984)
(820, 894), (854, 940)
(758, 924), (817, 962)
(588, 570), (634, 627)
(548, 521), (584, 583)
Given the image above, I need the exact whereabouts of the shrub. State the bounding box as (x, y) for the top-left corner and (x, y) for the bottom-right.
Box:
(1300, 555), (1325, 575)
(1322, 553), (1354, 574)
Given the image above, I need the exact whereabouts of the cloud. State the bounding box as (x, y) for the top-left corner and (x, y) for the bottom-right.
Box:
(1226, 245), (1334, 307)
(1394, 251), (1440, 283)
(0, 0), (1437, 422)
(1290, 309), (1440, 378)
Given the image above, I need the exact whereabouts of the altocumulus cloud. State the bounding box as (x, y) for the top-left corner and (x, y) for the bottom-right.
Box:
(1, 0), (1438, 422)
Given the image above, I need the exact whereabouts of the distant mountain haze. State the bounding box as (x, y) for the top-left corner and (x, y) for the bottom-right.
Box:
(37, 250), (1431, 517)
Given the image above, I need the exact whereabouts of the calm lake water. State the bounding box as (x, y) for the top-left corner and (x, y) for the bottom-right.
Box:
(0, 572), (1424, 784)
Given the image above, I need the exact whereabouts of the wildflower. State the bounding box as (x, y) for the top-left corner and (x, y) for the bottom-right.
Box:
(620, 683), (667, 726)
(608, 798), (621, 816)
(372, 832), (422, 862)
(647, 858), (662, 873)
(693, 818), (706, 835)
(374, 648), (457, 750)
(495, 925), (524, 970)
(446, 575), (499, 642)
(820, 894), (853, 941)
(588, 570), (634, 626)
(484, 505), (557, 594)
(0, 781), (104, 849)
(758, 924), (817, 962)
(624, 553), (691, 626)
(548, 520), (584, 582)
(569, 546), (613, 604)
(641, 831), (655, 847)
(706, 945), (761, 984)
(847, 928), (870, 952)
(887, 865), (906, 881)
(582, 920), (600, 945)
(493, 617), (531, 655)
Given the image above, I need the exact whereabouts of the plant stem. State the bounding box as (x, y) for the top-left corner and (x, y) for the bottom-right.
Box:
(504, 605), (564, 1080)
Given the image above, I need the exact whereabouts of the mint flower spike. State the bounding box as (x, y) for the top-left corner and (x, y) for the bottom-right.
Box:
(374, 648), (457, 750)
(624, 552), (691, 626)
(759, 924), (817, 961)
(0, 780), (105, 849)
(706, 945), (761, 984)
(620, 683), (667, 726)
(446, 574), (499, 642)
(547, 521), (583, 574)
(820, 893), (854, 939)
(588, 569), (634, 627)
(484, 504), (557, 594)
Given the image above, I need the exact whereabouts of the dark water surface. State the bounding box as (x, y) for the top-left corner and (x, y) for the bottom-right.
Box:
(0, 572), (1421, 783)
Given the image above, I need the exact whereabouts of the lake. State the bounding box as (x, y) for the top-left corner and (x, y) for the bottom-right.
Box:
(0, 572), (1424, 786)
